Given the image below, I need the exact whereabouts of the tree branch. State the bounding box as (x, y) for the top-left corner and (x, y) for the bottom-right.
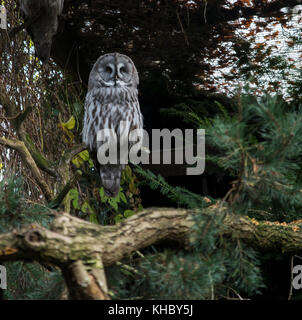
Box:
(62, 260), (110, 300)
(0, 206), (301, 264)
(0, 205), (301, 298)
(0, 137), (52, 201)
(49, 170), (82, 209)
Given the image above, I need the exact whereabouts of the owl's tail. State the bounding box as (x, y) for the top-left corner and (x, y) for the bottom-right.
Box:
(99, 164), (124, 197)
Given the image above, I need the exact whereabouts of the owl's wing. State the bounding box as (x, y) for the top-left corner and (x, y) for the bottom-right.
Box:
(82, 93), (100, 153)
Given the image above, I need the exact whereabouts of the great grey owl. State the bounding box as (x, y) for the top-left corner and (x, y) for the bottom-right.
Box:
(82, 53), (143, 197)
(19, 0), (64, 62)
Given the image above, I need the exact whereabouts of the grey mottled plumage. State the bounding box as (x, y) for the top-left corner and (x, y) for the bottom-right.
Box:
(82, 53), (143, 197)
(19, 0), (64, 62)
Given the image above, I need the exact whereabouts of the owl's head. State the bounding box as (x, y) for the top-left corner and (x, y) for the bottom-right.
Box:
(88, 53), (139, 90)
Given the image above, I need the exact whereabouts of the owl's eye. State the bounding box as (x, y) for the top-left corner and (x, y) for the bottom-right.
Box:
(120, 66), (127, 74)
(105, 66), (113, 73)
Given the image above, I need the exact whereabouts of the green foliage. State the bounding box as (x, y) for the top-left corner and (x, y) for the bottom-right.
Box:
(4, 92), (298, 300)
(161, 92), (302, 223)
(221, 241), (264, 297)
(130, 250), (226, 299)
(127, 241), (264, 299)
(206, 93), (302, 222)
(109, 92), (302, 300)
(69, 164), (143, 225)
(72, 150), (94, 168)
(0, 177), (64, 300)
(0, 177), (51, 231)
(134, 165), (210, 209)
(108, 167), (264, 299)
(4, 262), (64, 300)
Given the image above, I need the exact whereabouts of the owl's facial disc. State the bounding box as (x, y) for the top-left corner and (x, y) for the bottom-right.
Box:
(102, 60), (132, 87)
(92, 54), (137, 88)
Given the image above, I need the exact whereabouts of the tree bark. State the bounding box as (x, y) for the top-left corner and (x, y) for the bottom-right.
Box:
(0, 204), (302, 298)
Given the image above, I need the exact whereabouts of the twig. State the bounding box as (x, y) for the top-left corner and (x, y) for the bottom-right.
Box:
(176, 9), (189, 46)
(49, 170), (82, 209)
(203, 0), (208, 23)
